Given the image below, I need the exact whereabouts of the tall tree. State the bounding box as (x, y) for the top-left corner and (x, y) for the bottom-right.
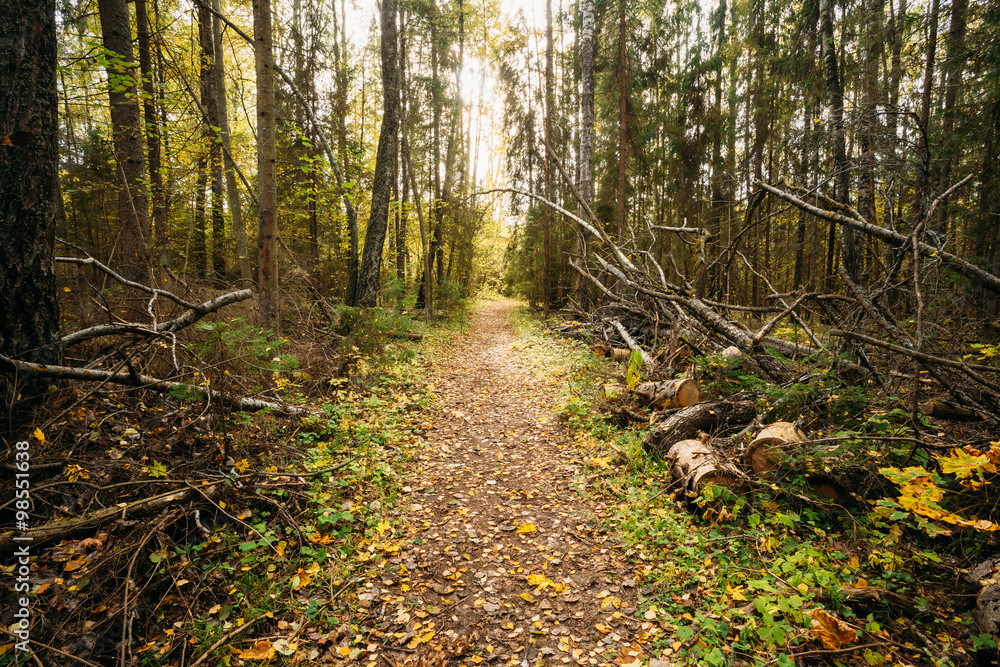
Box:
(214, 0), (251, 283)
(255, 0), (278, 328)
(135, 0), (168, 272)
(615, 0), (628, 242)
(97, 0), (151, 283)
(198, 3), (225, 283)
(0, 0), (60, 364)
(914, 0), (939, 220)
(936, 0), (968, 232)
(356, 0), (400, 307)
(543, 0), (554, 316)
(574, 0), (595, 303)
(819, 0), (860, 281)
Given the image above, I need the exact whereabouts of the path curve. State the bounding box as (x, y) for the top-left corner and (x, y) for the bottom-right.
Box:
(365, 300), (646, 666)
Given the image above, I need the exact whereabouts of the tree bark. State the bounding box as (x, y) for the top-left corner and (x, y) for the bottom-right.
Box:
(357, 0), (399, 307)
(254, 0), (279, 329)
(913, 0), (939, 220)
(936, 0), (967, 233)
(0, 0), (61, 365)
(97, 0), (151, 283)
(615, 0), (628, 243)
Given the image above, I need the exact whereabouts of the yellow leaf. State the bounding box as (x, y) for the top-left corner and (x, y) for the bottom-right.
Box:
(377, 520), (391, 533)
(33, 427), (44, 443)
(600, 596), (621, 610)
(520, 592), (536, 603)
(725, 583), (747, 601)
(517, 523), (537, 534)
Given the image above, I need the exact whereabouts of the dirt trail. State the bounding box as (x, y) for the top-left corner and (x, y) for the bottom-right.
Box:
(358, 300), (648, 666)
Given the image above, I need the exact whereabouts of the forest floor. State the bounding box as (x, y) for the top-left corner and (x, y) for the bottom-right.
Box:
(343, 299), (651, 666)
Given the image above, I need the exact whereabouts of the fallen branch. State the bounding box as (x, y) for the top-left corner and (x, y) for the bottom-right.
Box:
(611, 319), (653, 365)
(755, 178), (1000, 296)
(59, 289), (252, 348)
(828, 330), (1000, 375)
(56, 247), (202, 310)
(0, 354), (316, 415)
(0, 484), (220, 554)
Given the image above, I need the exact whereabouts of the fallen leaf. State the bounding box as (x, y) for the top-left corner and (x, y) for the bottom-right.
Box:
(238, 639), (275, 660)
(805, 608), (858, 650)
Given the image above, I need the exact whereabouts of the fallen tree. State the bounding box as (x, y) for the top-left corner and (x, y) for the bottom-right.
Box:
(0, 353), (315, 415)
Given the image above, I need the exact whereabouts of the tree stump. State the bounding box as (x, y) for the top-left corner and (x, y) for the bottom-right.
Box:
(632, 379), (701, 409)
(666, 438), (742, 495)
(644, 399), (756, 455)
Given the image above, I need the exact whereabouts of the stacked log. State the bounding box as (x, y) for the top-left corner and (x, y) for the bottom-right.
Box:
(666, 437), (742, 495)
(743, 422), (807, 476)
(644, 399), (757, 455)
(632, 379), (701, 410)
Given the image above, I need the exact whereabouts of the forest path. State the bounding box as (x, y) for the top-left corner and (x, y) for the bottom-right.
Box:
(353, 299), (648, 667)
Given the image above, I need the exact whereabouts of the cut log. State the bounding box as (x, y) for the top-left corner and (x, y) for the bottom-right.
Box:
(743, 422), (808, 476)
(721, 346), (742, 358)
(644, 399), (757, 455)
(919, 399), (982, 422)
(666, 438), (742, 495)
(632, 379), (701, 409)
(609, 347), (632, 363)
(592, 342), (610, 357)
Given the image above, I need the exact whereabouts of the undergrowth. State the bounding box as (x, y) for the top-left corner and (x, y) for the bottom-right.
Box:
(512, 306), (996, 667)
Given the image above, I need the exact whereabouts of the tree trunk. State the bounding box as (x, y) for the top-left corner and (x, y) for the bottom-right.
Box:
(97, 0), (151, 283)
(819, 0), (859, 282)
(913, 0), (939, 220)
(214, 0), (250, 284)
(135, 0), (168, 274)
(936, 0), (967, 234)
(575, 0), (595, 305)
(632, 379), (702, 410)
(666, 438), (742, 495)
(543, 0), (554, 317)
(0, 0), (61, 365)
(357, 0), (399, 307)
(615, 0), (628, 243)
(743, 421), (808, 476)
(254, 0), (278, 329)
(198, 4), (225, 284)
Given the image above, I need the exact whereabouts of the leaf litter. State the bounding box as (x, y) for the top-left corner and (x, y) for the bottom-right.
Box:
(336, 300), (648, 667)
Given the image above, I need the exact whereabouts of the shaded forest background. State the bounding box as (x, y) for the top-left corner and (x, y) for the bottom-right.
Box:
(49, 0), (1000, 322)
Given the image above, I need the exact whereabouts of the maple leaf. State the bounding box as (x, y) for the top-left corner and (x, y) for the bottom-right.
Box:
(517, 522), (537, 534)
